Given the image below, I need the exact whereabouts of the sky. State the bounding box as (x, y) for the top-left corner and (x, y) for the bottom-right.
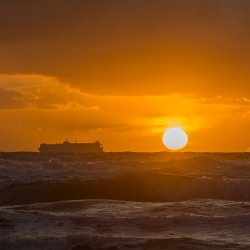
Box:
(1, 0), (250, 152)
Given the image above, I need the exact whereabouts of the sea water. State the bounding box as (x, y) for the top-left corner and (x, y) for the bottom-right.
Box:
(0, 153), (249, 249)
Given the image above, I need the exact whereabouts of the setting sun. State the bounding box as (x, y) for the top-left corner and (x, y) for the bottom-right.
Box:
(163, 127), (188, 151)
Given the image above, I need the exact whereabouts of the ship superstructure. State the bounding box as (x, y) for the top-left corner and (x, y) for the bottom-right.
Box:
(39, 140), (103, 153)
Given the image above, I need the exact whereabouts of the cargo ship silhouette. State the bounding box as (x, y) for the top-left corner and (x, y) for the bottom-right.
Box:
(39, 140), (104, 153)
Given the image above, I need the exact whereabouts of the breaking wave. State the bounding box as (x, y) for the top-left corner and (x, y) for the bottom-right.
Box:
(1, 174), (250, 205)
(1, 154), (250, 204)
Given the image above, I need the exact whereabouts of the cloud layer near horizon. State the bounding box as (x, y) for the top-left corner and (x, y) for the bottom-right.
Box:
(0, 74), (249, 152)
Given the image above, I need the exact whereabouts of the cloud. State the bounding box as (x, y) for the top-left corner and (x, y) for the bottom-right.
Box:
(0, 74), (98, 110)
(0, 88), (26, 109)
(1, 73), (250, 129)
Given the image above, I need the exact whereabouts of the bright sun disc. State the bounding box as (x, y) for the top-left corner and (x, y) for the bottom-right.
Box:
(163, 127), (188, 151)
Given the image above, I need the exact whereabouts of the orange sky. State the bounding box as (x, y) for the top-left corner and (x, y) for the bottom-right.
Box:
(0, 1), (250, 152)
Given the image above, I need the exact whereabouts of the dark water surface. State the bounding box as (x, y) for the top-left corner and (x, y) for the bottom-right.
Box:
(0, 152), (250, 249)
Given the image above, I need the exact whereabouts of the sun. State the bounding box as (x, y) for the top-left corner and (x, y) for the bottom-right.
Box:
(163, 127), (188, 151)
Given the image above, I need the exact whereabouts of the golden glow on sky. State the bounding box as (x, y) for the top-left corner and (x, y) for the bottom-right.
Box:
(163, 127), (188, 151)
(1, 1), (250, 152)
(0, 74), (250, 152)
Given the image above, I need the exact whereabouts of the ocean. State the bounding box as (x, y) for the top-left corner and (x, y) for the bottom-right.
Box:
(0, 152), (250, 250)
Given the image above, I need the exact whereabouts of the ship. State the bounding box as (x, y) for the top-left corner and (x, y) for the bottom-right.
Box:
(38, 140), (104, 153)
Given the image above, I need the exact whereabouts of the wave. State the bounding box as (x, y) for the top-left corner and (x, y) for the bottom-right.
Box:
(1, 199), (250, 250)
(1, 154), (250, 205)
(1, 173), (250, 205)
